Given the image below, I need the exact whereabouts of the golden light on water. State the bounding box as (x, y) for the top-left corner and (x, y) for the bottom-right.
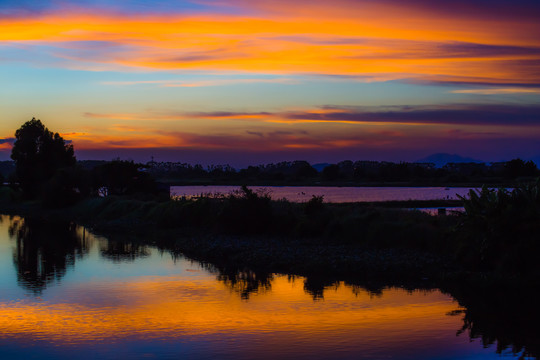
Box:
(0, 275), (461, 345)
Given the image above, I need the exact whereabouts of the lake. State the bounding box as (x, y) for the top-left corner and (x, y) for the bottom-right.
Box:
(0, 215), (535, 359)
(171, 186), (473, 202)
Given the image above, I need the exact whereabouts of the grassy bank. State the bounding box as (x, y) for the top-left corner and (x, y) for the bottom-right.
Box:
(1, 184), (458, 278)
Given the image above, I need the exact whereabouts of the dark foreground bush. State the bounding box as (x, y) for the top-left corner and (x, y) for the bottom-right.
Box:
(455, 180), (540, 275)
(0, 186), (20, 203)
(217, 186), (273, 234)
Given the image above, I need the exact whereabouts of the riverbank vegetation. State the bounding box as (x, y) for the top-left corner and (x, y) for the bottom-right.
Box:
(2, 181), (539, 281)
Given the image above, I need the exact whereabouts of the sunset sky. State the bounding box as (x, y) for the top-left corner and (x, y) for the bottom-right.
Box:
(1, 0), (539, 166)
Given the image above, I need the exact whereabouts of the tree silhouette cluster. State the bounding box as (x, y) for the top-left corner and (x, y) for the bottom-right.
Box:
(147, 159), (539, 184)
(92, 159), (157, 196)
(8, 118), (159, 206)
(10, 118), (76, 199)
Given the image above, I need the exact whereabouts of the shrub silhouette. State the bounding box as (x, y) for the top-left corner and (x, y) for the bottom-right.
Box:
(456, 181), (540, 274)
(304, 195), (325, 215)
(218, 185), (273, 234)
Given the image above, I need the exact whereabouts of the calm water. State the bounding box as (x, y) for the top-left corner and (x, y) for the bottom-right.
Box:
(0, 215), (535, 359)
(171, 186), (472, 202)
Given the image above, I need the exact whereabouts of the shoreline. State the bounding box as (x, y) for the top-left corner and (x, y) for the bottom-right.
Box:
(0, 194), (531, 286)
(1, 182), (538, 289)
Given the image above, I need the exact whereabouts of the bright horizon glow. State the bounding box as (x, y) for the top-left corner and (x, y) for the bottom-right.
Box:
(1, 0), (539, 165)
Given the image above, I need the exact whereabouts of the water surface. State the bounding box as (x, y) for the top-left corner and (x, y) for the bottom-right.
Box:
(171, 186), (471, 202)
(0, 215), (535, 359)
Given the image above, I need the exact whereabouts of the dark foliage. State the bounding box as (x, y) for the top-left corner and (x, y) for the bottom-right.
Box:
(455, 180), (540, 275)
(147, 158), (539, 186)
(92, 159), (158, 196)
(42, 165), (91, 208)
(321, 164), (340, 180)
(217, 185), (273, 234)
(504, 158), (538, 178)
(11, 118), (76, 199)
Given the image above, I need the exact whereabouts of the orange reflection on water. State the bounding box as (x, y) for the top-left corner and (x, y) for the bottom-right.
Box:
(0, 275), (462, 347)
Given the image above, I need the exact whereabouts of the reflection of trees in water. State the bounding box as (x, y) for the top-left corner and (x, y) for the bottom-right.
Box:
(165, 245), (274, 300)
(447, 284), (539, 359)
(302, 276), (340, 300)
(217, 269), (273, 300)
(211, 266), (272, 300)
(9, 217), (89, 294)
(99, 240), (150, 262)
(301, 275), (539, 358)
(192, 252), (538, 358)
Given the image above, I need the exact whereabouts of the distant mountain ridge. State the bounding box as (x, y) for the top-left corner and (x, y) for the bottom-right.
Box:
(416, 153), (483, 167)
(312, 163), (331, 172)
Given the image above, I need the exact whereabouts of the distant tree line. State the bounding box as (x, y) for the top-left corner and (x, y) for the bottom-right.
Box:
(145, 158), (539, 184)
(146, 160), (318, 183)
(4, 157), (537, 189)
(1, 118), (539, 209)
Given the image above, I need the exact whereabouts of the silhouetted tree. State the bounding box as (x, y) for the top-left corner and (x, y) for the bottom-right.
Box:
(504, 158), (538, 178)
(337, 160), (354, 178)
(322, 164), (340, 181)
(291, 160), (317, 178)
(11, 118), (76, 198)
(92, 159), (157, 196)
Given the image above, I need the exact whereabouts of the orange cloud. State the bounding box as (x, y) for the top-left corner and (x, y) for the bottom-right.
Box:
(1, 6), (538, 85)
(450, 88), (540, 95)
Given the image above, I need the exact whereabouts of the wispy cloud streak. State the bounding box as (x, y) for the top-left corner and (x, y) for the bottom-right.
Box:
(84, 104), (540, 127)
(101, 78), (297, 87)
(451, 88), (540, 95)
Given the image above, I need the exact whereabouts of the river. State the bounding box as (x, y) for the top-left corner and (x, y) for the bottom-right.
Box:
(0, 215), (536, 359)
(171, 186), (472, 202)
